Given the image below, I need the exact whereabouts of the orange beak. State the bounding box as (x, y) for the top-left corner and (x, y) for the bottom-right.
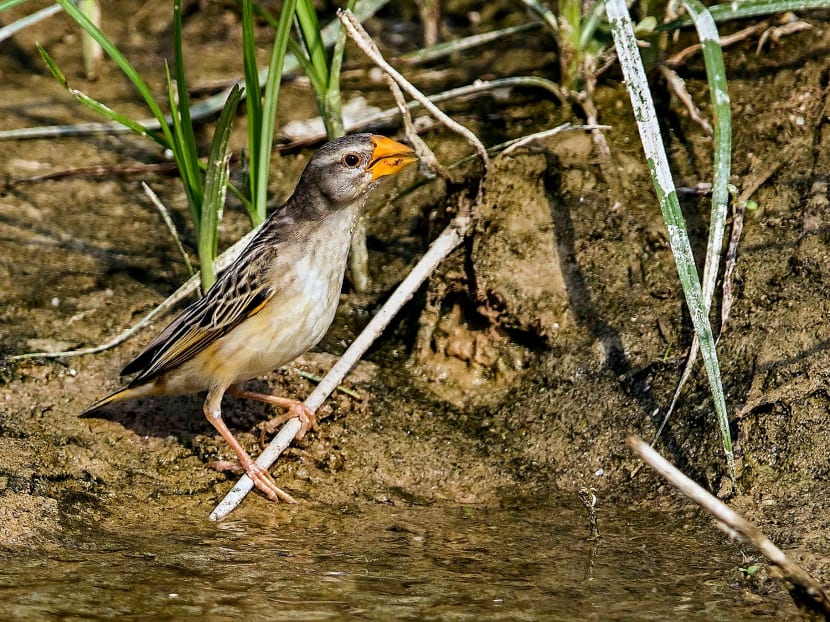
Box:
(368, 135), (418, 180)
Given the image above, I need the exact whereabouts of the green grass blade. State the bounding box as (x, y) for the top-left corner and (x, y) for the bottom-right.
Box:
(294, 0), (328, 85)
(37, 45), (166, 143)
(169, 1), (203, 224)
(253, 0), (298, 224)
(606, 0), (734, 477)
(251, 3), (324, 94)
(683, 0), (731, 310)
(200, 85), (243, 291)
(241, 0), (263, 213)
(0, 0), (32, 12)
(165, 63), (203, 230)
(53, 0), (175, 148)
(663, 0), (830, 28)
(323, 0), (357, 138)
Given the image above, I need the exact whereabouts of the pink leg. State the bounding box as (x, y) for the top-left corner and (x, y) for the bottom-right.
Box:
(228, 385), (317, 443)
(203, 386), (296, 504)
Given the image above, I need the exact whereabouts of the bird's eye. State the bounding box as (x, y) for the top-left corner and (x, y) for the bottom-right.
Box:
(342, 153), (362, 168)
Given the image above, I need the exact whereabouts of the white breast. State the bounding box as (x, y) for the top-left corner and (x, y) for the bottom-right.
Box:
(222, 207), (357, 383)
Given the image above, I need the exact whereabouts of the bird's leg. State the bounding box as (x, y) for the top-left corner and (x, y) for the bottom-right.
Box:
(228, 384), (317, 444)
(203, 386), (297, 504)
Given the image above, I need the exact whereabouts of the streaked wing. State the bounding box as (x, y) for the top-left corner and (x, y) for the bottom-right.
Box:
(122, 245), (278, 384)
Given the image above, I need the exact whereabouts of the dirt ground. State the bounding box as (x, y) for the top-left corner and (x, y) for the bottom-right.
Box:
(2, 0), (830, 610)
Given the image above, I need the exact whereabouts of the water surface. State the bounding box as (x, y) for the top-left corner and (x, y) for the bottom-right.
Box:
(0, 497), (782, 620)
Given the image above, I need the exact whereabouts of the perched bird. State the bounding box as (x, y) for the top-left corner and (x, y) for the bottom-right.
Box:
(82, 134), (417, 503)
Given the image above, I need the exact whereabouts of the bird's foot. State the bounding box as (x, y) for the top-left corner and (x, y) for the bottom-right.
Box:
(207, 459), (297, 504)
(228, 387), (317, 445)
(258, 400), (317, 446)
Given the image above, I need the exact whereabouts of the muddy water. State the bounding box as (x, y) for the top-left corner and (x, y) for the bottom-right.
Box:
(1, 498), (759, 620)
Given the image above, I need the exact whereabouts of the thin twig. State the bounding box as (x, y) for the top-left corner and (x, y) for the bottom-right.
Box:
(721, 159), (783, 335)
(721, 198), (744, 336)
(665, 21), (769, 67)
(337, 8), (489, 206)
(210, 216), (471, 520)
(8, 225), (260, 361)
(628, 436), (830, 618)
(6, 161), (179, 185)
(140, 182), (195, 277)
(498, 123), (610, 156)
(277, 76), (566, 149)
(399, 22), (541, 65)
(384, 74), (450, 182)
(658, 64), (713, 136)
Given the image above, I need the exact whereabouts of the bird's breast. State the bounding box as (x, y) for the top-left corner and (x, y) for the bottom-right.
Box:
(217, 211), (356, 383)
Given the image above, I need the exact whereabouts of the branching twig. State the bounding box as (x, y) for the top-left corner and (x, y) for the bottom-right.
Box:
(658, 64), (713, 136)
(9, 225), (260, 361)
(628, 436), (830, 618)
(141, 182), (195, 277)
(665, 21), (769, 66)
(337, 8), (489, 207)
(277, 76), (566, 149)
(384, 73), (450, 182)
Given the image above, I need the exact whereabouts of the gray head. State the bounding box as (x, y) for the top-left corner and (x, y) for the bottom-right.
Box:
(296, 134), (417, 208)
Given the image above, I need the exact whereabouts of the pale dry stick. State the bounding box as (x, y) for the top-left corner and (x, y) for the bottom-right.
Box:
(338, 8), (490, 205)
(498, 123), (610, 156)
(658, 64), (713, 136)
(0, 4), (63, 43)
(79, 0), (102, 80)
(279, 76), (566, 149)
(210, 215), (472, 520)
(141, 182), (195, 278)
(384, 74), (450, 182)
(627, 435), (830, 618)
(9, 225), (259, 361)
(665, 21), (769, 67)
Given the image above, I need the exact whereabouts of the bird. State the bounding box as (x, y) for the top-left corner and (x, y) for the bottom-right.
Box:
(81, 134), (417, 504)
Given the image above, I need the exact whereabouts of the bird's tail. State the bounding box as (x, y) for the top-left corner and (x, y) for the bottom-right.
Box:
(79, 384), (154, 417)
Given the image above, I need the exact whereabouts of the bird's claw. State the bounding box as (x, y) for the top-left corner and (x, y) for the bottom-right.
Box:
(209, 459), (297, 504)
(246, 462), (297, 504)
(259, 402), (317, 446)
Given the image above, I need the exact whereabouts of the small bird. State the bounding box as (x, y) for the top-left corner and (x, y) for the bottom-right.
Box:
(82, 134), (417, 503)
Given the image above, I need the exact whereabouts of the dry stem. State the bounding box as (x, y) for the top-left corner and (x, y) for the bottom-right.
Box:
(628, 436), (830, 619)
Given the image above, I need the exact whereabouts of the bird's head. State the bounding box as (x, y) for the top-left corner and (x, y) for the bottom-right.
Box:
(300, 134), (417, 207)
